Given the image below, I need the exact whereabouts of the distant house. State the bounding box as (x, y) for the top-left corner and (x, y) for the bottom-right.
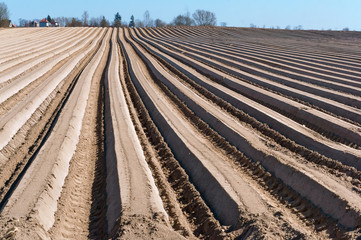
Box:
(39, 18), (50, 27)
(29, 21), (39, 27)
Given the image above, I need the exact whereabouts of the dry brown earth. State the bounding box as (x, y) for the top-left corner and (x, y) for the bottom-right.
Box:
(0, 26), (360, 239)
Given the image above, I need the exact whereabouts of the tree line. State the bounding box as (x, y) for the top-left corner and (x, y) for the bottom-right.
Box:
(131, 9), (217, 27)
(2, 2), (219, 28)
(77, 9), (217, 27)
(23, 9), (217, 28)
(3, 1), (352, 31)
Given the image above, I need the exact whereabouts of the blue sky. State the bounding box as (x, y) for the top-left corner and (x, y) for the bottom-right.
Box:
(2, 0), (360, 30)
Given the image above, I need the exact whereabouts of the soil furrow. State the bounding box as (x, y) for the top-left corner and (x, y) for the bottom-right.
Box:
(157, 27), (361, 79)
(132, 27), (361, 189)
(0, 28), (84, 66)
(216, 28), (361, 65)
(123, 28), (336, 238)
(136, 28), (361, 149)
(117, 28), (226, 239)
(158, 37), (361, 97)
(0, 28), (100, 116)
(0, 29), (106, 204)
(127, 27), (361, 236)
(158, 27), (361, 71)
(0, 29), (109, 240)
(141, 32), (361, 124)
(1, 26), (361, 240)
(49, 29), (110, 240)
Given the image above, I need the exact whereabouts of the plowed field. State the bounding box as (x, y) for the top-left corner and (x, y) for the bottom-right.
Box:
(0, 27), (361, 239)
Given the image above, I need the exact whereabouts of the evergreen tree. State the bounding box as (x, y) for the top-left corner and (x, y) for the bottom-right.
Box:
(47, 15), (52, 23)
(113, 12), (122, 27)
(100, 16), (109, 27)
(129, 15), (135, 28)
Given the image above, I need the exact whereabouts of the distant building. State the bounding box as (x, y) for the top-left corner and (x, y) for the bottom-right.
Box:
(39, 18), (50, 27)
(29, 21), (39, 27)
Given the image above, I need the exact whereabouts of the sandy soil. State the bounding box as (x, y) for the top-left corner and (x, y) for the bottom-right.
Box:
(0, 26), (361, 239)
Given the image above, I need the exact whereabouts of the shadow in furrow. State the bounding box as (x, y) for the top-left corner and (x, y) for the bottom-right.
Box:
(88, 34), (110, 239)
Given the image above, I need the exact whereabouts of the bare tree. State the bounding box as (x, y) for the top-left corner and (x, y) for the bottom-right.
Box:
(135, 19), (144, 28)
(54, 17), (67, 27)
(155, 19), (166, 27)
(192, 9), (216, 26)
(0, 2), (9, 27)
(19, 18), (28, 27)
(172, 12), (194, 26)
(220, 22), (227, 27)
(82, 11), (89, 26)
(172, 15), (185, 26)
(143, 10), (154, 27)
(184, 11), (193, 26)
(64, 17), (69, 26)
